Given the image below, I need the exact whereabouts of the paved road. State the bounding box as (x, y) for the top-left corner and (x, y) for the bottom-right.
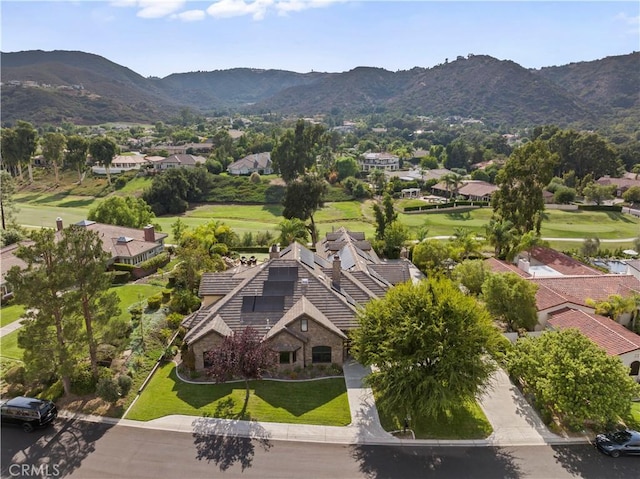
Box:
(2, 419), (638, 479)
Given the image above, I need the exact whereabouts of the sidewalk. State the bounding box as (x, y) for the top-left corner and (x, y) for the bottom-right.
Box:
(0, 319), (24, 338)
(61, 360), (591, 447)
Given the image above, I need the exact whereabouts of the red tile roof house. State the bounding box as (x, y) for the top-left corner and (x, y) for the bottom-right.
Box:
(182, 230), (421, 372)
(487, 247), (640, 381)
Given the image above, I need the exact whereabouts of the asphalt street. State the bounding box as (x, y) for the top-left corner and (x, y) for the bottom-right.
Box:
(2, 418), (638, 479)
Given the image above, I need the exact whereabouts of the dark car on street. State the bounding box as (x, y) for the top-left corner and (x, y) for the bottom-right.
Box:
(595, 429), (640, 457)
(0, 396), (58, 432)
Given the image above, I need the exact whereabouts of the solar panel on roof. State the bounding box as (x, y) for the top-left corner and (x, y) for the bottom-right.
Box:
(263, 281), (294, 296)
(268, 266), (298, 281)
(299, 248), (316, 269)
(340, 248), (356, 270)
(241, 296), (256, 312)
(254, 296), (285, 311)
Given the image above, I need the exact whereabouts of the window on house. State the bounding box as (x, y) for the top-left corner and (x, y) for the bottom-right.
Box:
(279, 351), (297, 364)
(312, 346), (331, 363)
(203, 351), (215, 368)
(301, 318), (308, 332)
(630, 361), (640, 376)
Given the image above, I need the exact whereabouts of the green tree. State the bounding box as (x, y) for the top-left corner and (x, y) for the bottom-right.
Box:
(622, 186), (640, 204)
(351, 278), (500, 420)
(452, 259), (491, 296)
(271, 120), (325, 183)
(512, 231), (547, 262)
(65, 135), (89, 184)
(89, 136), (119, 184)
(482, 272), (538, 332)
(0, 170), (18, 230)
(506, 329), (640, 430)
(171, 218), (187, 244)
(450, 227), (481, 260)
(553, 187), (576, 204)
(41, 132), (66, 184)
(382, 221), (409, 259)
(484, 218), (516, 259)
(369, 168), (387, 196)
(582, 182), (616, 205)
(412, 239), (457, 276)
(62, 225), (121, 379)
(15, 121), (38, 183)
(282, 174), (327, 245)
(1, 128), (21, 178)
(492, 141), (558, 234)
(581, 237), (600, 257)
(372, 193), (396, 240)
(277, 218), (309, 247)
(6, 229), (81, 394)
(88, 196), (157, 229)
(334, 156), (359, 181)
(441, 173), (464, 199)
(586, 294), (636, 323)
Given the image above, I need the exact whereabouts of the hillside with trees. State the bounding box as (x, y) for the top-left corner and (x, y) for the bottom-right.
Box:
(1, 50), (638, 129)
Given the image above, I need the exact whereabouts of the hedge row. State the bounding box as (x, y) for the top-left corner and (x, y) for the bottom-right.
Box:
(138, 252), (170, 271)
(403, 201), (489, 212)
(576, 204), (623, 212)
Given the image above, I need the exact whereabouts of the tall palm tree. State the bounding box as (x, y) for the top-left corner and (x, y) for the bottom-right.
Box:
(278, 218), (309, 247)
(485, 218), (516, 259)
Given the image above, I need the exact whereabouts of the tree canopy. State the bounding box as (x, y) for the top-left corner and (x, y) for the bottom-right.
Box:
(492, 140), (558, 235)
(351, 278), (501, 419)
(506, 329), (640, 430)
(271, 119), (326, 183)
(282, 174), (327, 245)
(88, 196), (157, 229)
(89, 136), (119, 184)
(481, 272), (538, 332)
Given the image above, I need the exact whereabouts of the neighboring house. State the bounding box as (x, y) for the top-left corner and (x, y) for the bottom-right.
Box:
(227, 152), (272, 176)
(387, 168), (453, 182)
(431, 180), (497, 201)
(627, 260), (640, 280)
(92, 154), (147, 175)
(359, 152), (400, 172)
(401, 188), (421, 198)
(155, 143), (213, 156)
(596, 175), (640, 197)
(55, 219), (167, 267)
(182, 229), (421, 372)
(547, 309), (640, 381)
(151, 154), (206, 171)
(486, 246), (640, 380)
(1, 243), (28, 302)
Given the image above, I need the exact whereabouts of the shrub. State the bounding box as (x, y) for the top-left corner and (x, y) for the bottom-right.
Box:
(112, 263), (136, 272)
(249, 172), (261, 183)
(110, 271), (130, 284)
(169, 289), (201, 314)
(4, 364), (25, 384)
(71, 364), (96, 395)
(40, 380), (64, 402)
(96, 377), (120, 403)
(138, 252), (170, 271)
(162, 289), (172, 303)
(166, 312), (183, 330)
(147, 293), (163, 311)
(117, 375), (133, 397)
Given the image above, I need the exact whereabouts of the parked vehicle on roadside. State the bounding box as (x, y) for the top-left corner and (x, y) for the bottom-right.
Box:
(0, 396), (58, 432)
(595, 429), (640, 457)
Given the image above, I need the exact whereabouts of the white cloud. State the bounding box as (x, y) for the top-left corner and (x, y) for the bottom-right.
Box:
(614, 12), (640, 34)
(171, 9), (207, 21)
(110, 0), (343, 21)
(110, 1), (186, 18)
(206, 0), (273, 21)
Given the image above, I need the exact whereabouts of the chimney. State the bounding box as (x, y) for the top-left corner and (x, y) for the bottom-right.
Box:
(332, 254), (341, 288)
(56, 217), (63, 231)
(143, 224), (155, 242)
(269, 243), (280, 259)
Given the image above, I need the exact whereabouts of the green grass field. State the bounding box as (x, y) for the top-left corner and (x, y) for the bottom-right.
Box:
(126, 363), (351, 425)
(0, 304), (26, 328)
(376, 397), (493, 440)
(0, 330), (22, 360)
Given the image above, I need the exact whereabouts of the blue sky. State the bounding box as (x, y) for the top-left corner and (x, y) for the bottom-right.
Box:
(2, 1), (638, 78)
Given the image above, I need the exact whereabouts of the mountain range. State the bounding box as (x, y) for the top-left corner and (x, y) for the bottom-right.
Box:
(1, 49), (638, 128)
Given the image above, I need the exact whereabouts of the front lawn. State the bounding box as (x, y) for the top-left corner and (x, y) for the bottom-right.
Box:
(110, 284), (165, 322)
(0, 304), (26, 328)
(125, 363), (351, 426)
(377, 398), (493, 440)
(630, 402), (640, 428)
(0, 329), (22, 360)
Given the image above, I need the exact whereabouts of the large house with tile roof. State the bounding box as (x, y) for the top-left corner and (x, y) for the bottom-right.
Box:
(150, 154), (206, 171)
(183, 231), (422, 372)
(227, 152), (272, 175)
(486, 246), (640, 381)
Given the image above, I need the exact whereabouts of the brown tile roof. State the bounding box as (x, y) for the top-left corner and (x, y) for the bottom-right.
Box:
(457, 181), (498, 198)
(531, 275), (640, 308)
(1, 242), (29, 286)
(548, 309), (640, 356)
(529, 247), (603, 276)
(264, 296), (347, 341)
(484, 257), (530, 277)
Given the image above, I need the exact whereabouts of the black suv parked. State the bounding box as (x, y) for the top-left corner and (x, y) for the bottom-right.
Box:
(0, 396), (58, 432)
